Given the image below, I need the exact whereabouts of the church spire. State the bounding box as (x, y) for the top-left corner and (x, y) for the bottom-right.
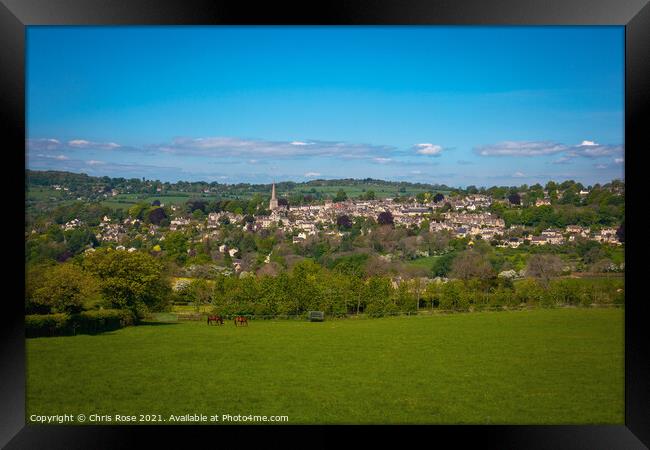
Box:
(269, 182), (279, 210)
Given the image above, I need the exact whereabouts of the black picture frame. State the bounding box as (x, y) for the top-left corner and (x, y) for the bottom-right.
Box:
(3, 0), (648, 447)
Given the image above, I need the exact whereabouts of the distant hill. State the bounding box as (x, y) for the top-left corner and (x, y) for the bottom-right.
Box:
(25, 169), (455, 193)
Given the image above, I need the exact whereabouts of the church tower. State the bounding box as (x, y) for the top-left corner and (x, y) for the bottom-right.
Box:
(269, 182), (279, 211)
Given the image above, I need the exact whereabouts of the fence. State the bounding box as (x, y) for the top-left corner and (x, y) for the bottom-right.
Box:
(149, 302), (624, 323)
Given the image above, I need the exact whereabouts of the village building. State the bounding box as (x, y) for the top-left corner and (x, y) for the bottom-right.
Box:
(170, 217), (191, 231)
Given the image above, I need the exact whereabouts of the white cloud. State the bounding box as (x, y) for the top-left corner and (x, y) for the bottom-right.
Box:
(513, 171), (526, 178)
(304, 172), (321, 177)
(291, 141), (310, 146)
(68, 139), (120, 149)
(414, 143), (444, 156)
(86, 160), (105, 165)
(475, 141), (567, 157)
(579, 140), (598, 146)
(614, 158), (624, 164)
(68, 139), (91, 146)
(373, 157), (392, 164)
(595, 164), (608, 169)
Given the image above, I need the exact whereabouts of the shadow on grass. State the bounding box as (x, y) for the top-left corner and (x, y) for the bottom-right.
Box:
(137, 321), (181, 327)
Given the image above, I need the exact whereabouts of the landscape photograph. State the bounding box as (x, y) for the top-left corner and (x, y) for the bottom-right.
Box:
(25, 26), (624, 425)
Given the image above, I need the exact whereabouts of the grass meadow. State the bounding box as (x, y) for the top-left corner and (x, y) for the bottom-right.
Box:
(26, 308), (623, 424)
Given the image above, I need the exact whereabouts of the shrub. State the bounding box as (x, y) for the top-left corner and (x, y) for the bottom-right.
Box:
(25, 313), (71, 337)
(74, 309), (135, 334)
(438, 280), (470, 311)
(515, 279), (544, 305)
(25, 309), (134, 338)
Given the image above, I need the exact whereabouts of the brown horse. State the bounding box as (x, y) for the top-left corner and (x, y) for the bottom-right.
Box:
(207, 315), (224, 325)
(234, 315), (248, 327)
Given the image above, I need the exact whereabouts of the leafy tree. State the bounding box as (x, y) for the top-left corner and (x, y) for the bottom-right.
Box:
(507, 193), (521, 205)
(431, 252), (456, 277)
(186, 199), (207, 213)
(147, 207), (167, 225)
(450, 250), (494, 281)
(332, 253), (368, 278)
(364, 276), (394, 317)
(583, 247), (606, 265)
(525, 254), (563, 286)
(128, 202), (151, 220)
(187, 279), (213, 311)
(438, 280), (469, 311)
(334, 189), (348, 202)
(65, 228), (97, 254)
(31, 263), (101, 314)
(83, 248), (171, 318)
(163, 231), (189, 263)
(377, 211), (394, 226)
(336, 214), (353, 230)
(46, 225), (65, 243)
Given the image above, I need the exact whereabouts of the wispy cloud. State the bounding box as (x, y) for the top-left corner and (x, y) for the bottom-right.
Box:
(476, 139), (623, 160)
(150, 136), (396, 160)
(551, 156), (572, 165)
(36, 153), (68, 160)
(28, 138), (122, 152)
(304, 172), (321, 177)
(565, 140), (623, 158)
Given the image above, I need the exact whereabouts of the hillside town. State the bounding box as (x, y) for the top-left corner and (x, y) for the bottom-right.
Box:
(59, 183), (622, 254)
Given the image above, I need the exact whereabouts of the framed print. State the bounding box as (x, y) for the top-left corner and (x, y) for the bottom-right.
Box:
(2, 0), (649, 447)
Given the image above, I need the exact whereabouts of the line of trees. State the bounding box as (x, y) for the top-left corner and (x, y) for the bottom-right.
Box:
(174, 259), (624, 318)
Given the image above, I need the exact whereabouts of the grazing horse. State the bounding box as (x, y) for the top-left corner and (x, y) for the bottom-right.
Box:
(207, 315), (224, 326)
(234, 315), (248, 327)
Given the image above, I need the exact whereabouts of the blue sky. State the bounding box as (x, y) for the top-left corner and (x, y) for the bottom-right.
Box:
(26, 26), (624, 186)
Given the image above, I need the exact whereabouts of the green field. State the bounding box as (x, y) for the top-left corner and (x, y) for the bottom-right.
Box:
(26, 308), (623, 424)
